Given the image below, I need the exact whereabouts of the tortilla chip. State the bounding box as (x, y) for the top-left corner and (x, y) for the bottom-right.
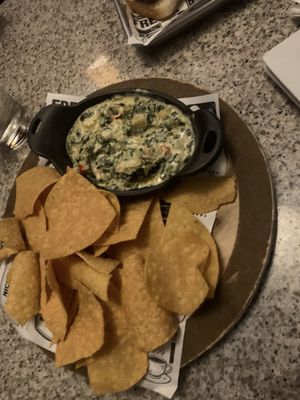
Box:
(92, 197), (152, 248)
(195, 221), (220, 298)
(65, 290), (79, 330)
(39, 256), (51, 311)
(40, 257), (76, 338)
(0, 217), (25, 260)
(77, 251), (119, 275)
(41, 260), (69, 342)
(41, 168), (116, 259)
(98, 189), (121, 233)
(119, 254), (178, 351)
(107, 199), (164, 262)
(146, 230), (209, 314)
(6, 265), (13, 286)
(23, 201), (47, 253)
(5, 251), (40, 325)
(86, 293), (148, 395)
(87, 338), (148, 395)
(0, 248), (18, 261)
(54, 255), (111, 301)
(162, 176), (236, 214)
(55, 284), (104, 367)
(74, 359), (86, 370)
(164, 203), (219, 297)
(14, 166), (60, 220)
(93, 245), (110, 257)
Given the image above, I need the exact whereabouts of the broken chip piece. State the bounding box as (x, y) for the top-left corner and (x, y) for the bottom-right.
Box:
(0, 217), (25, 261)
(5, 251), (40, 325)
(163, 175), (236, 214)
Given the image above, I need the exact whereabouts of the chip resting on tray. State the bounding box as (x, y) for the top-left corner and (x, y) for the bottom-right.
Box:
(118, 254), (178, 351)
(53, 255), (112, 301)
(92, 196), (152, 250)
(5, 251), (40, 325)
(107, 199), (164, 262)
(13, 166), (60, 220)
(146, 228), (210, 314)
(76, 251), (119, 275)
(41, 168), (116, 259)
(40, 258), (69, 342)
(98, 189), (121, 234)
(163, 175), (236, 214)
(55, 284), (104, 367)
(23, 200), (47, 253)
(0, 217), (25, 261)
(86, 289), (148, 395)
(165, 203), (220, 298)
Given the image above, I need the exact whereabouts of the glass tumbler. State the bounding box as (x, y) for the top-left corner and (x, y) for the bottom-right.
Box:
(0, 87), (29, 149)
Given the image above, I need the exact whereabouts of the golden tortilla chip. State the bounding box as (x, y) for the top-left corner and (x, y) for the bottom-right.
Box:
(162, 176), (236, 214)
(41, 168), (116, 259)
(107, 199), (164, 262)
(98, 189), (121, 233)
(66, 290), (79, 330)
(14, 166), (60, 220)
(39, 256), (50, 311)
(6, 265), (13, 286)
(119, 254), (178, 352)
(93, 245), (109, 257)
(54, 255), (111, 301)
(164, 203), (219, 298)
(74, 359), (86, 370)
(41, 260), (69, 342)
(23, 201), (47, 253)
(146, 230), (209, 315)
(0, 248), (18, 261)
(76, 251), (119, 275)
(0, 217), (25, 261)
(87, 338), (148, 395)
(5, 251), (40, 325)
(92, 197), (152, 248)
(55, 284), (104, 367)
(86, 292), (148, 395)
(195, 221), (220, 298)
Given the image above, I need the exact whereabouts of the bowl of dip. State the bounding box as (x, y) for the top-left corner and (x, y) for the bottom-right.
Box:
(27, 89), (223, 196)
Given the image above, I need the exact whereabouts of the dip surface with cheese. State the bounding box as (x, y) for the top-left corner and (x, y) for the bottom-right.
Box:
(66, 94), (195, 190)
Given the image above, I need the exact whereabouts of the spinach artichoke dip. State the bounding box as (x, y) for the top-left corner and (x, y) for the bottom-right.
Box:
(66, 94), (195, 191)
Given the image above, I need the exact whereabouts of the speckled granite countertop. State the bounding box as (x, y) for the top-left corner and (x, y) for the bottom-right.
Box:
(0, 0), (299, 399)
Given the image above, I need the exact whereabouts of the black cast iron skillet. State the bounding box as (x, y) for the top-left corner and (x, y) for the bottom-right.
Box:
(27, 88), (223, 196)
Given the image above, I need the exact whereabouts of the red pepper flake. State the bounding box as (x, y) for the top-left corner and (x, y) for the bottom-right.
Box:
(78, 164), (85, 174)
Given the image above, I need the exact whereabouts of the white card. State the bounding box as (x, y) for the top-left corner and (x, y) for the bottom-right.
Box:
(263, 30), (300, 108)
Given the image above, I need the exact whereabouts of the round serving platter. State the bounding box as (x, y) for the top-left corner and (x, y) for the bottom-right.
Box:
(4, 78), (276, 367)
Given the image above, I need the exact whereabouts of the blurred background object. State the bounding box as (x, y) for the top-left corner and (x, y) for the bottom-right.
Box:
(0, 87), (29, 150)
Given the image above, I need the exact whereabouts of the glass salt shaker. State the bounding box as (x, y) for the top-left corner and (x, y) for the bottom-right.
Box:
(0, 87), (29, 149)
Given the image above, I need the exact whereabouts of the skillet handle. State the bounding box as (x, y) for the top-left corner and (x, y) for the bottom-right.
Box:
(27, 104), (64, 152)
(181, 109), (224, 175)
(27, 104), (72, 174)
